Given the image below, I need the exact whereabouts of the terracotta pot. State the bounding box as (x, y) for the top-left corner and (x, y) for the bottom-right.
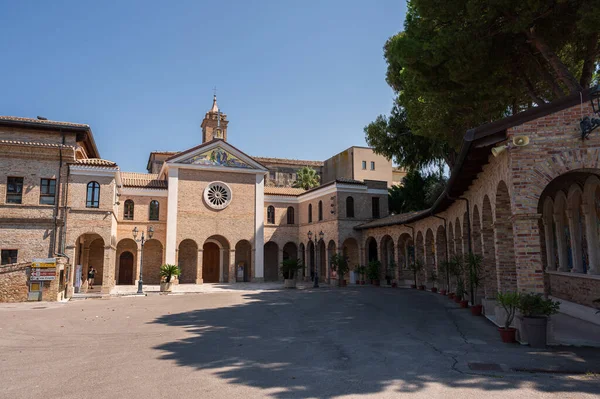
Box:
(391, 282), (398, 288)
(459, 300), (469, 308)
(498, 327), (517, 343)
(410, 284), (417, 289)
(418, 285), (425, 290)
(431, 287), (438, 293)
(470, 304), (483, 316)
(373, 280), (380, 286)
(454, 296), (462, 303)
(440, 289), (447, 296)
(448, 293), (455, 299)
(360, 280), (365, 285)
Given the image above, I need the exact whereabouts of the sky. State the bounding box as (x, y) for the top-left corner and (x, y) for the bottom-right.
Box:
(0, 1), (407, 172)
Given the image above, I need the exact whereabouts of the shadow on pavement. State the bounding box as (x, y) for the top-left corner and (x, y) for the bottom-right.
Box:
(151, 288), (600, 398)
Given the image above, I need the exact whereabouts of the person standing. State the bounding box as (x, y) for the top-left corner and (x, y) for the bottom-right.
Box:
(87, 267), (97, 289)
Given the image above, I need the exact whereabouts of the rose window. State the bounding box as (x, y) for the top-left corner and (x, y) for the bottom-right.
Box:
(204, 182), (232, 210)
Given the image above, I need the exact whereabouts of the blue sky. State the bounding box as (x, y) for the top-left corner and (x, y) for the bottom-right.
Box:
(0, 1), (406, 172)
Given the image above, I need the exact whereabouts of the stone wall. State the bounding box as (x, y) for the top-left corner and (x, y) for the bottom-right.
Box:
(0, 262), (29, 302)
(547, 272), (600, 308)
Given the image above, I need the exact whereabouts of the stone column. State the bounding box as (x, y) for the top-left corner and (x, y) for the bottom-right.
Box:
(219, 248), (225, 283)
(134, 247), (142, 286)
(582, 201), (599, 275)
(541, 218), (556, 271)
(229, 249), (236, 283)
(304, 245), (310, 281)
(325, 246), (331, 284)
(253, 175), (265, 282)
(553, 212), (569, 272)
(101, 244), (116, 295)
(512, 214), (544, 293)
(277, 249), (284, 281)
(196, 248), (203, 284)
(566, 208), (583, 273)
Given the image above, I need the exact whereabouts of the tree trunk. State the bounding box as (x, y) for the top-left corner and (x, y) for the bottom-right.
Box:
(580, 33), (599, 89)
(526, 27), (582, 93)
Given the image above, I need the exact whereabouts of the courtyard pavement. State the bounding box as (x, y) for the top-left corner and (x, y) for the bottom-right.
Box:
(1, 286), (599, 398)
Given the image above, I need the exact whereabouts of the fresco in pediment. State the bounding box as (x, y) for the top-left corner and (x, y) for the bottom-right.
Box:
(180, 147), (253, 169)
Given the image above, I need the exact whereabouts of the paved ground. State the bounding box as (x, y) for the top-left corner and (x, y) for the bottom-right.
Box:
(1, 286), (599, 399)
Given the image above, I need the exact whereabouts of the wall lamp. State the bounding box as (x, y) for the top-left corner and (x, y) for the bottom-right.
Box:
(580, 85), (600, 140)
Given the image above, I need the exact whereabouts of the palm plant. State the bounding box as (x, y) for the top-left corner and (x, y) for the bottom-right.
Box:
(280, 258), (303, 280)
(160, 264), (180, 283)
(292, 166), (320, 190)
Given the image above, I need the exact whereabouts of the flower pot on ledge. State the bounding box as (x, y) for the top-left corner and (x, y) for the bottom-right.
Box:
(431, 287), (438, 293)
(391, 282), (398, 288)
(498, 327), (517, 343)
(440, 289), (447, 296)
(459, 300), (469, 308)
(470, 304), (483, 316)
(410, 284), (417, 289)
(418, 285), (425, 291)
(360, 280), (366, 285)
(448, 292), (455, 299)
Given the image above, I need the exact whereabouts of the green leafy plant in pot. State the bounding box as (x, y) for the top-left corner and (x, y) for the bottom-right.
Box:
(496, 291), (521, 343)
(367, 260), (381, 286)
(330, 253), (349, 287)
(517, 293), (560, 348)
(437, 261), (449, 295)
(281, 258), (303, 288)
(387, 258), (397, 287)
(428, 271), (438, 293)
(466, 253), (484, 315)
(160, 264), (180, 292)
(408, 260), (423, 289)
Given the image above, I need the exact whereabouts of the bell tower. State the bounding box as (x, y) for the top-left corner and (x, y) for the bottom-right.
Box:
(201, 94), (229, 143)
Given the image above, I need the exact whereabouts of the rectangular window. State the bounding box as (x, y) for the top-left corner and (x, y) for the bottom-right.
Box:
(1, 249), (18, 265)
(6, 177), (24, 204)
(361, 161), (367, 170)
(372, 197), (380, 219)
(370, 161), (375, 170)
(39, 178), (56, 205)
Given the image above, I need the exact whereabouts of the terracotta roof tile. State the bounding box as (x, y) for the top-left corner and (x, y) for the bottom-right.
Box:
(264, 187), (306, 196)
(75, 159), (118, 167)
(121, 172), (167, 189)
(0, 116), (89, 128)
(253, 156), (323, 167)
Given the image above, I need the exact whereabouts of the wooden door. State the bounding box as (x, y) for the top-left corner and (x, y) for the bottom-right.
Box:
(118, 252), (134, 285)
(203, 243), (220, 283)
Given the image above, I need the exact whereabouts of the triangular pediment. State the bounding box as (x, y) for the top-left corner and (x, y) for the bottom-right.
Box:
(166, 140), (267, 172)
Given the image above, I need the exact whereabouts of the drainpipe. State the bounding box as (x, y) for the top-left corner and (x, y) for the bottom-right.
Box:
(55, 162), (70, 264)
(431, 215), (449, 291)
(446, 194), (473, 303)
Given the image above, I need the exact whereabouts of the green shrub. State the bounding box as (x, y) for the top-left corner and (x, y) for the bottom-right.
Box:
(160, 264), (180, 283)
(366, 260), (381, 281)
(497, 291), (521, 329)
(518, 293), (560, 317)
(280, 258), (303, 279)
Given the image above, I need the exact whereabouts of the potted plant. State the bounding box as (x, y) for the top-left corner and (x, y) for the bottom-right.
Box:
(367, 260), (381, 286)
(466, 253), (484, 316)
(281, 258), (303, 288)
(437, 261), (448, 295)
(517, 293), (560, 348)
(330, 253), (350, 287)
(429, 271), (438, 293)
(358, 265), (366, 285)
(496, 291), (521, 343)
(160, 264), (180, 292)
(408, 260), (423, 289)
(353, 265), (361, 284)
(456, 279), (468, 307)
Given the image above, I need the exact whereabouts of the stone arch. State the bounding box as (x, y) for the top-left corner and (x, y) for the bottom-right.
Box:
(143, 239), (163, 284)
(366, 237), (378, 262)
(235, 240), (252, 282)
(380, 235), (395, 282)
(425, 229), (435, 286)
(398, 233), (413, 270)
(73, 233), (107, 291)
(263, 241), (279, 282)
(494, 180), (517, 291)
(481, 195), (498, 297)
(178, 239), (198, 284)
(116, 238), (137, 285)
(283, 242), (298, 261)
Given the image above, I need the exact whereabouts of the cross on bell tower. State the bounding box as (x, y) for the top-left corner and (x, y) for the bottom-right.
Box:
(201, 91), (229, 143)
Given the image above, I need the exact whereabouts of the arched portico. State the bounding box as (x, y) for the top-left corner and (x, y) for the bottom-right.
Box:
(264, 241), (279, 282)
(203, 235), (230, 283)
(116, 238), (137, 285)
(178, 239), (198, 284)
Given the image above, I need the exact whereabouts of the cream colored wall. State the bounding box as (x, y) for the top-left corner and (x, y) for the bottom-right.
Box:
(352, 147), (392, 187)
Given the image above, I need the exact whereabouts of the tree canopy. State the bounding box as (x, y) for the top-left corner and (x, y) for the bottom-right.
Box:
(293, 166), (320, 190)
(388, 169), (447, 214)
(366, 0), (600, 170)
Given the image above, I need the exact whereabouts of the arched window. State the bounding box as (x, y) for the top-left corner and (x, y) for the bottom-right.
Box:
(318, 201), (323, 221)
(86, 181), (100, 208)
(308, 204), (313, 223)
(267, 205), (275, 224)
(149, 200), (160, 221)
(346, 196), (354, 218)
(287, 206), (295, 224)
(124, 199), (134, 220)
